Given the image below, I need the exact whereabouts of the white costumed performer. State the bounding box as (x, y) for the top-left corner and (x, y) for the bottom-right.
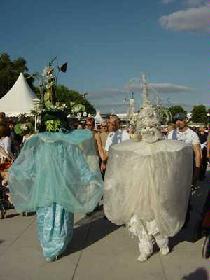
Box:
(104, 77), (193, 262)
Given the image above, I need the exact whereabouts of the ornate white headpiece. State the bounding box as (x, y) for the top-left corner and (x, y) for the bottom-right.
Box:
(136, 75), (162, 143)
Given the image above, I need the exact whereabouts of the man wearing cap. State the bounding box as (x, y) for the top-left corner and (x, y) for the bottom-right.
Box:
(167, 112), (201, 186)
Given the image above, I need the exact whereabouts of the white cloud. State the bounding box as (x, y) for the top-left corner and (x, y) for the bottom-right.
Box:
(160, 4), (210, 32)
(87, 82), (192, 113)
(149, 83), (192, 93)
(87, 88), (135, 113)
(126, 82), (192, 93)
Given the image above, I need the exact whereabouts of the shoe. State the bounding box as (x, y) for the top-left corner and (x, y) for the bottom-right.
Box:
(160, 246), (169, 256)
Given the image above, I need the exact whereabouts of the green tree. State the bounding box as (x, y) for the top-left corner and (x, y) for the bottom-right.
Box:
(0, 53), (32, 98)
(191, 104), (207, 124)
(56, 85), (96, 115)
(168, 105), (186, 119)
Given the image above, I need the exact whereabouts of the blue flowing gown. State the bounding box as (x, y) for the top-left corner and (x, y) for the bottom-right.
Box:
(9, 130), (103, 261)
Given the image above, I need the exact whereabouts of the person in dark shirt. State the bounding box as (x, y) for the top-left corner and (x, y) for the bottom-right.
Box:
(198, 127), (208, 180)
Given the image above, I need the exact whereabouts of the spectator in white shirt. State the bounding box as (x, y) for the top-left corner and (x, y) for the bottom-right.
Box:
(105, 115), (130, 153)
(101, 115), (130, 173)
(167, 113), (201, 186)
(0, 124), (11, 154)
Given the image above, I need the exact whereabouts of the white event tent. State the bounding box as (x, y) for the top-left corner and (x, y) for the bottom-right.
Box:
(0, 73), (37, 116)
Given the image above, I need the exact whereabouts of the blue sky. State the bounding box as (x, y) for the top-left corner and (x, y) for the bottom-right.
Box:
(0, 0), (209, 113)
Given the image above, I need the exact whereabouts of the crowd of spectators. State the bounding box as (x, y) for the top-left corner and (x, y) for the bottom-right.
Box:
(0, 111), (210, 220)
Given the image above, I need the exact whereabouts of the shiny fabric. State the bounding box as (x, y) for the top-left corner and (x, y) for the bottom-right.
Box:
(104, 139), (193, 237)
(9, 130), (103, 213)
(37, 203), (74, 260)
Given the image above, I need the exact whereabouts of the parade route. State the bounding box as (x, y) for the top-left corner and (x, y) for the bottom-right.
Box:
(1, 174), (210, 280)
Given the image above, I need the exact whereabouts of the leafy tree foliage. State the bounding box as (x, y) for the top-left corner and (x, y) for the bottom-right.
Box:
(191, 105), (207, 124)
(0, 53), (35, 98)
(168, 105), (186, 119)
(56, 85), (96, 115)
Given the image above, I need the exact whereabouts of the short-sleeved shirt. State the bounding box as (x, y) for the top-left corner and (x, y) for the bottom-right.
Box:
(105, 130), (130, 152)
(167, 128), (200, 145)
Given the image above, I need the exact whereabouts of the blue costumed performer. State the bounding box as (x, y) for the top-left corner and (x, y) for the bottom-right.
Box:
(8, 62), (103, 262)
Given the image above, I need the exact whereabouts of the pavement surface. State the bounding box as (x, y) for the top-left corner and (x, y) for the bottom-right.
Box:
(1, 172), (210, 280)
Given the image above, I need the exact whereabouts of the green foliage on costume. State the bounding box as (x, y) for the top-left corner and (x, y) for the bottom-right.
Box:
(14, 122), (34, 135)
(71, 103), (85, 113)
(45, 120), (61, 132)
(44, 89), (54, 109)
(14, 124), (22, 135)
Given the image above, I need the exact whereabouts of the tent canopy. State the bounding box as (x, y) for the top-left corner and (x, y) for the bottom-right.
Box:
(0, 73), (37, 116)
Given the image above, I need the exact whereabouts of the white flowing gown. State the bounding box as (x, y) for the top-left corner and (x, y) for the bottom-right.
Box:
(104, 139), (193, 237)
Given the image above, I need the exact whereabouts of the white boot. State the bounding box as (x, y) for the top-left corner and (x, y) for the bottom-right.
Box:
(138, 235), (153, 262)
(160, 246), (169, 256)
(154, 234), (169, 256)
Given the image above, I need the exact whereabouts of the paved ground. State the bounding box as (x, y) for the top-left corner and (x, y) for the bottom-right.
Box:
(1, 173), (210, 280)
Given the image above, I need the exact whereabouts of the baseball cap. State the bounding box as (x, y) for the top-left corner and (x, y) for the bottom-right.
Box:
(173, 112), (187, 121)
